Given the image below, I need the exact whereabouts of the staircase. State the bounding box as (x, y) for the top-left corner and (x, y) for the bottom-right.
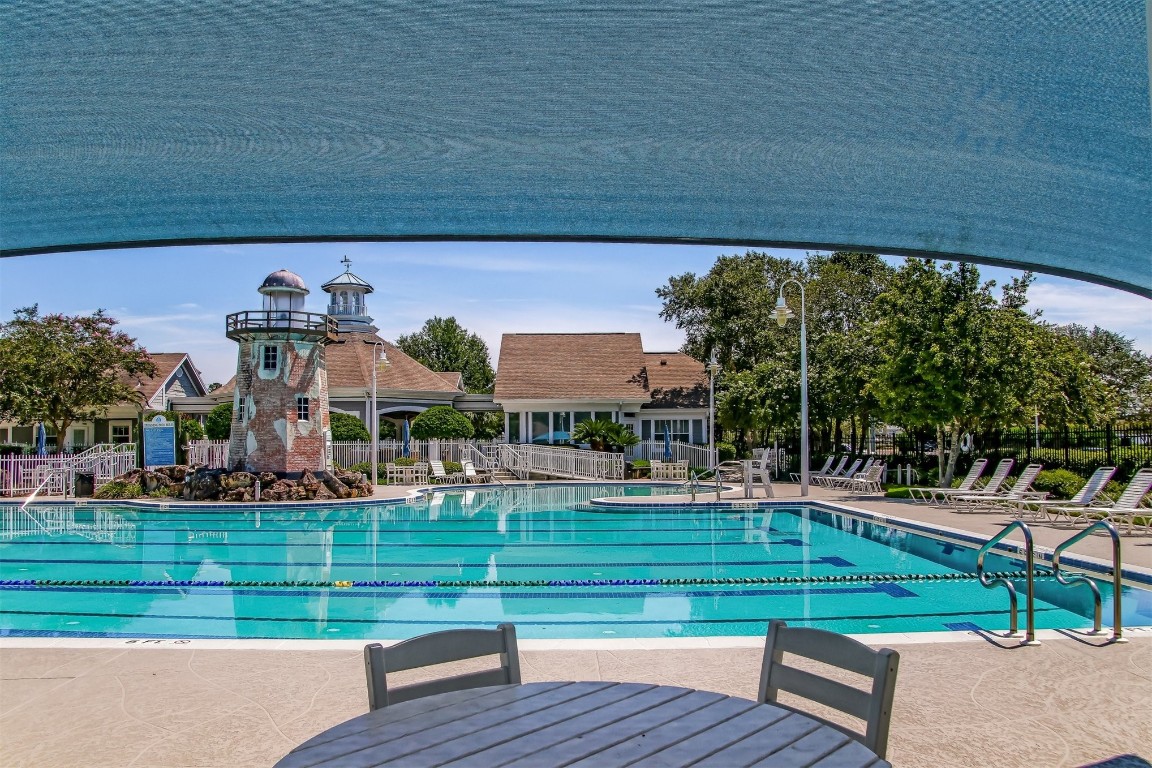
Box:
(489, 467), (518, 483)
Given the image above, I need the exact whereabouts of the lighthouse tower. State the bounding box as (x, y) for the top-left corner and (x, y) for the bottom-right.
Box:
(225, 270), (337, 475)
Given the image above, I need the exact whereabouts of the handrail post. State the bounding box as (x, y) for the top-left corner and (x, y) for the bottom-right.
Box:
(1052, 521), (1126, 643)
(976, 521), (1039, 645)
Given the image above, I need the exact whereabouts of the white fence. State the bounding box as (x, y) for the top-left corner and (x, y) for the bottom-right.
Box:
(495, 443), (624, 481)
(0, 445), (137, 497)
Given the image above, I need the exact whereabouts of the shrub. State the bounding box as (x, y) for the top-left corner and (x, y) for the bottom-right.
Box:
(330, 411), (370, 441)
(205, 402), (233, 439)
(394, 457), (417, 466)
(94, 481), (142, 499)
(348, 461), (390, 482)
(716, 442), (737, 462)
(1032, 469), (1085, 500)
(632, 459), (651, 468)
(410, 406), (474, 439)
(179, 416), (205, 442)
(378, 420), (397, 440)
(0, 444), (23, 457)
(444, 461), (462, 474)
(147, 486), (175, 498)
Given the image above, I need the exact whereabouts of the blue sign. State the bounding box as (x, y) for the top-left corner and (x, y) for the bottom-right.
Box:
(143, 415), (176, 467)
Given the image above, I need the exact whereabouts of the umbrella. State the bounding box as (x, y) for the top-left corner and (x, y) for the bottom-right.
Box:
(662, 427), (672, 462)
(402, 419), (410, 458)
(36, 423), (47, 456)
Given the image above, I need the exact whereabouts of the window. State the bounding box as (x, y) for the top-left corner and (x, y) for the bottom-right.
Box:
(0, 428), (7, 443)
(530, 412), (549, 443)
(507, 412), (521, 443)
(296, 396), (310, 421)
(111, 424), (132, 443)
(262, 345), (278, 371)
(656, 419), (691, 443)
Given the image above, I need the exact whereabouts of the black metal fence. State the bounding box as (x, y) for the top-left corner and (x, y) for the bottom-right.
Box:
(768, 424), (1152, 482)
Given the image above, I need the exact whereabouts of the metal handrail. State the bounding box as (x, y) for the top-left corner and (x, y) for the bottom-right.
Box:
(1051, 521), (1126, 643)
(975, 521), (1040, 645)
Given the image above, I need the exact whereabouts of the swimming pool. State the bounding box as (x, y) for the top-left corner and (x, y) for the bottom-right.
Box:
(2, 484), (1149, 639)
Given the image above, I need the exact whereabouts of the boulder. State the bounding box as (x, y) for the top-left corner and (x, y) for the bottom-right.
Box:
(313, 483), (337, 500)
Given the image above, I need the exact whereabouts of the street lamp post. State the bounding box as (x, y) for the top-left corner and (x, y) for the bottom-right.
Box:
(369, 343), (388, 487)
(773, 280), (809, 496)
(707, 349), (720, 467)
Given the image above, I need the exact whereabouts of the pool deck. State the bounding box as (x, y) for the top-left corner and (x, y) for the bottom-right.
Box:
(2, 480), (1150, 766)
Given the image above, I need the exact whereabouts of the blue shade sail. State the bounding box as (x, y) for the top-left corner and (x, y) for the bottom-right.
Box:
(1, 1), (1149, 296)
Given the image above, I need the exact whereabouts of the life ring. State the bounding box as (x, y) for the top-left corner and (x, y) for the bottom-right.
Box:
(959, 433), (973, 453)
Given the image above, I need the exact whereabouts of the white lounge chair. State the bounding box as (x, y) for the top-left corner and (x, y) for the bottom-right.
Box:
(928, 458), (1014, 506)
(792, 455), (836, 484)
(845, 462), (886, 494)
(951, 463), (1045, 511)
(462, 460), (492, 484)
(429, 460), (464, 485)
(815, 458), (862, 488)
(827, 458), (874, 489)
(1009, 466), (1116, 521)
(907, 458), (989, 504)
(1048, 468), (1152, 533)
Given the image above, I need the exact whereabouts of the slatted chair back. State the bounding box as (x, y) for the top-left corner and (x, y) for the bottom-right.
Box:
(758, 620), (900, 758)
(981, 458), (1015, 493)
(824, 456), (848, 478)
(1113, 468), (1152, 508)
(1068, 467), (1117, 504)
(813, 456), (835, 476)
(364, 623), (521, 710)
(1003, 463), (1043, 499)
(956, 458), (989, 491)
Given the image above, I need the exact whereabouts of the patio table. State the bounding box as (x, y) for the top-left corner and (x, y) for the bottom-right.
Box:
(274, 681), (890, 767)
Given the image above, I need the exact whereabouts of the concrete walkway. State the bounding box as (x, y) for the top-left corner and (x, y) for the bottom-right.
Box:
(2, 480), (1150, 767)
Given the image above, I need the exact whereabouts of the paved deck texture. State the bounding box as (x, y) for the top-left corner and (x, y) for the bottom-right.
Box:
(2, 481), (1150, 767)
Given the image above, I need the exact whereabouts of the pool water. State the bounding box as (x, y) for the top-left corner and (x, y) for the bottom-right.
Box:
(2, 485), (1149, 639)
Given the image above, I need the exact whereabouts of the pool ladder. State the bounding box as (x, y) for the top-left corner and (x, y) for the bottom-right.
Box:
(976, 520), (1125, 646)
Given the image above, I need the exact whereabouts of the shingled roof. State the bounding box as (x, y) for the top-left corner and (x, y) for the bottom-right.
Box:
(121, 352), (202, 402)
(494, 333), (650, 401)
(644, 352), (707, 408)
(324, 333), (463, 392)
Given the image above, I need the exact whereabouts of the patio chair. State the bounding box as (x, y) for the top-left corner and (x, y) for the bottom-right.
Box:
(814, 458), (862, 488)
(928, 458), (1014, 506)
(1048, 467), (1152, 533)
(428, 460), (464, 485)
(462, 460), (492, 484)
(951, 463), (1045, 511)
(758, 620), (900, 759)
(791, 455), (836, 484)
(1008, 466), (1116, 521)
(364, 623), (521, 710)
(907, 458), (988, 504)
(845, 462), (886, 494)
(827, 458), (874, 489)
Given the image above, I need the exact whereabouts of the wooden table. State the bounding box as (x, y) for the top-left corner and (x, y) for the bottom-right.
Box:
(275, 681), (890, 767)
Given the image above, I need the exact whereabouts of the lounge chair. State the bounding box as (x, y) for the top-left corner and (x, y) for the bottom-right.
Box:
(927, 458), (1014, 506)
(951, 463), (1045, 511)
(364, 623), (521, 710)
(1008, 466), (1116, 521)
(827, 457), (874, 489)
(792, 455), (836, 484)
(907, 458), (988, 504)
(1048, 468), (1152, 533)
(845, 462), (886, 494)
(461, 460), (492, 484)
(815, 458), (862, 488)
(428, 460), (464, 485)
(758, 619), (900, 758)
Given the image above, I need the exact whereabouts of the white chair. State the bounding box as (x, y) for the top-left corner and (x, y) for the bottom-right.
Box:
(758, 620), (900, 759)
(364, 623), (521, 710)
(815, 458), (862, 488)
(1049, 468), (1152, 533)
(827, 458), (874, 489)
(1009, 466), (1116, 520)
(794, 455), (838, 484)
(746, 454), (775, 498)
(907, 458), (988, 504)
(951, 463), (1045, 511)
(930, 458), (1014, 506)
(846, 463), (886, 494)
(428, 460), (464, 485)
(462, 460), (492, 484)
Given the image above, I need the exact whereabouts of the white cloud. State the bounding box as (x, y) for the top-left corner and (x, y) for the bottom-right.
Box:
(1027, 281), (1152, 353)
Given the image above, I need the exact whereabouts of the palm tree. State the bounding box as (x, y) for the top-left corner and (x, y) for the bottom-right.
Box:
(604, 422), (640, 452)
(572, 419), (613, 452)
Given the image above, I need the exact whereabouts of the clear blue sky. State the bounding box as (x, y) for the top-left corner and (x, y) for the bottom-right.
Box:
(1, 242), (1149, 387)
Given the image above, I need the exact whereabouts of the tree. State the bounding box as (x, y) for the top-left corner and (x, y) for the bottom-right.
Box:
(0, 306), (156, 442)
(467, 412), (505, 440)
(395, 317), (495, 393)
(330, 411), (370, 441)
(867, 261), (1039, 484)
(410, 405), (474, 439)
(205, 402), (233, 439)
(179, 416), (205, 442)
(1052, 324), (1152, 421)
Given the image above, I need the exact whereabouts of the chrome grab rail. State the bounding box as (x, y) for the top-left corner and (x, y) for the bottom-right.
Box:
(976, 521), (1040, 645)
(1051, 521), (1126, 643)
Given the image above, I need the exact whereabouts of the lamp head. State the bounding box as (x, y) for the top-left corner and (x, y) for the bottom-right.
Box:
(773, 295), (795, 327)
